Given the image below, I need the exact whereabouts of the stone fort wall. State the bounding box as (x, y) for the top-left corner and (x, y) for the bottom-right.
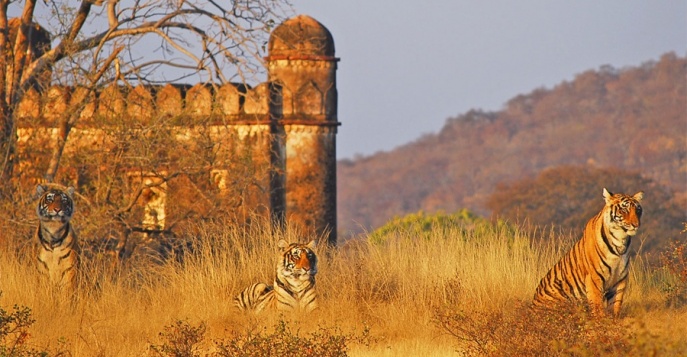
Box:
(15, 15), (339, 245)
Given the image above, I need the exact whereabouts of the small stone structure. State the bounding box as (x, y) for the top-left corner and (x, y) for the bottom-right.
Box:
(15, 15), (340, 245)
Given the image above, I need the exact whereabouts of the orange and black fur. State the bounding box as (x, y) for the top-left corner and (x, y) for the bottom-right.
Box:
(35, 184), (80, 291)
(234, 240), (318, 313)
(532, 188), (643, 317)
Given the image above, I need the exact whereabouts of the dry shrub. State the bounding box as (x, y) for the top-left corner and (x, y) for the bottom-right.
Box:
(434, 301), (684, 356)
(149, 319), (374, 357)
(215, 320), (373, 357)
(659, 225), (687, 306)
(0, 300), (38, 357)
(0, 295), (69, 357)
(150, 320), (207, 357)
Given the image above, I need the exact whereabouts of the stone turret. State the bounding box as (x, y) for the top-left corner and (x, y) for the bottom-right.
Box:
(267, 15), (339, 245)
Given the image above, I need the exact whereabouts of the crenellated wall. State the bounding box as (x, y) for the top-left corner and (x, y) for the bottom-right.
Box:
(16, 82), (278, 125)
(15, 14), (340, 245)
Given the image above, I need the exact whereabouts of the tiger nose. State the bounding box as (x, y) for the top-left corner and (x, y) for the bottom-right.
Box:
(296, 253), (310, 270)
(629, 209), (640, 228)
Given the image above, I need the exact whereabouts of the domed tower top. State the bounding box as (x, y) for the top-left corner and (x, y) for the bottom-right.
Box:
(267, 15), (335, 60)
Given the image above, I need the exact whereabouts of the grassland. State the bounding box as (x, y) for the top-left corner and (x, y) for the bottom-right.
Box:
(0, 219), (685, 356)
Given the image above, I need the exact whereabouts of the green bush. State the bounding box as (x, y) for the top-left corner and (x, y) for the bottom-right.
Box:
(368, 209), (489, 244)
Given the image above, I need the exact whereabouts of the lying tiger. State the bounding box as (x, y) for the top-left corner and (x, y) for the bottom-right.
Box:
(35, 184), (80, 291)
(235, 239), (318, 313)
(532, 188), (643, 317)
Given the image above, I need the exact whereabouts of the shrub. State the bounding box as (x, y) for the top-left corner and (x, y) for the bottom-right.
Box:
(434, 302), (678, 356)
(368, 209), (488, 244)
(151, 319), (375, 357)
(659, 223), (687, 306)
(216, 320), (374, 357)
(0, 294), (50, 357)
(149, 320), (207, 357)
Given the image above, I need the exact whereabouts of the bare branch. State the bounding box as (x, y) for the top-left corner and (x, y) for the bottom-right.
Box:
(44, 46), (123, 183)
(107, 0), (118, 29)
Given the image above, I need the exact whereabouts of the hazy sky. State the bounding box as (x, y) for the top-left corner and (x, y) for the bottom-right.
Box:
(294, 1), (687, 159)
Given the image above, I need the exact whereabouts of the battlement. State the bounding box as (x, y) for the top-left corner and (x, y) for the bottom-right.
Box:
(16, 79), (337, 128)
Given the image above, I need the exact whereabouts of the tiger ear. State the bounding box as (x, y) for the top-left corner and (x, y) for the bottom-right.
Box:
(633, 191), (644, 202)
(306, 240), (316, 250)
(67, 186), (75, 197)
(277, 239), (288, 249)
(603, 188), (613, 204)
(36, 184), (47, 195)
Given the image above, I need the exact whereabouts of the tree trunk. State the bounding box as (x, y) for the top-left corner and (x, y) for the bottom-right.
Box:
(44, 114), (72, 183)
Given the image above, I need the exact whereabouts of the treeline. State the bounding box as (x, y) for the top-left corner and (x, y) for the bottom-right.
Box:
(337, 52), (686, 255)
(487, 165), (683, 257)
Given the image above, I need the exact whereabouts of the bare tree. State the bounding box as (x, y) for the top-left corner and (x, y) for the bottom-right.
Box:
(0, 0), (291, 184)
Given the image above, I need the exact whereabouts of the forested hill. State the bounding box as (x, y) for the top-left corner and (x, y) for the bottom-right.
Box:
(337, 52), (686, 237)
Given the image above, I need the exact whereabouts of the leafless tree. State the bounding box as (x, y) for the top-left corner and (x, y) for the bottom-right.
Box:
(0, 0), (291, 183)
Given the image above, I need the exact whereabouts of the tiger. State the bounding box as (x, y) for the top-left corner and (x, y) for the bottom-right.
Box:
(35, 184), (80, 291)
(234, 239), (318, 313)
(532, 188), (643, 317)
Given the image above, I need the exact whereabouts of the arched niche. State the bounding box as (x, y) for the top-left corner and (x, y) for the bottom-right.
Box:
(295, 81), (323, 116)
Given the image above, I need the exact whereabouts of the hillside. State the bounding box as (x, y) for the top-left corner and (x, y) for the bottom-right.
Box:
(337, 52), (686, 238)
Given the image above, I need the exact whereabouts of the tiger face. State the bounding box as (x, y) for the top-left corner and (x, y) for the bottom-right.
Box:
(36, 185), (75, 224)
(604, 188), (643, 237)
(277, 239), (318, 283)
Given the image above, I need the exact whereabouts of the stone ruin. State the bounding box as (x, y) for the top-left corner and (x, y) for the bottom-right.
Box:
(15, 15), (340, 245)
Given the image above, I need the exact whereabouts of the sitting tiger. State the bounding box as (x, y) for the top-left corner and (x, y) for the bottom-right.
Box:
(532, 188), (643, 317)
(234, 239), (318, 313)
(35, 184), (80, 291)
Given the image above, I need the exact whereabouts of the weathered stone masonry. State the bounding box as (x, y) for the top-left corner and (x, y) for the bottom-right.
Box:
(15, 15), (340, 245)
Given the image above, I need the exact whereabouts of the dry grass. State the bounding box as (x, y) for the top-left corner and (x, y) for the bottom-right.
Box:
(0, 219), (685, 356)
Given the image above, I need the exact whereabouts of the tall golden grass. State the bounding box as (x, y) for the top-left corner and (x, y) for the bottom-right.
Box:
(0, 218), (685, 356)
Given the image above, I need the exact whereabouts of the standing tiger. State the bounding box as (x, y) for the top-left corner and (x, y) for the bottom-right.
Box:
(532, 188), (643, 317)
(35, 184), (80, 291)
(234, 239), (318, 313)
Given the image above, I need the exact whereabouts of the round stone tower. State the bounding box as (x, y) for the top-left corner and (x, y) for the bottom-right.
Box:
(266, 15), (339, 245)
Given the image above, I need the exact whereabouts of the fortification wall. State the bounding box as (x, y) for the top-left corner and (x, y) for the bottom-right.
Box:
(16, 82), (280, 234)
(15, 14), (340, 245)
(15, 82), (276, 126)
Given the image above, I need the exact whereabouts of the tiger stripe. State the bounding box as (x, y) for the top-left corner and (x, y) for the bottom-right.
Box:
(234, 282), (274, 313)
(532, 188), (643, 317)
(35, 184), (80, 291)
(234, 239), (318, 313)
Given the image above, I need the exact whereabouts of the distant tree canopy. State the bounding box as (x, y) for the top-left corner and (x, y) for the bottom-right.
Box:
(486, 165), (685, 256)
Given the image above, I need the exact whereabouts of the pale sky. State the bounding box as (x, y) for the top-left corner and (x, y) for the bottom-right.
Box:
(294, 1), (687, 159)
